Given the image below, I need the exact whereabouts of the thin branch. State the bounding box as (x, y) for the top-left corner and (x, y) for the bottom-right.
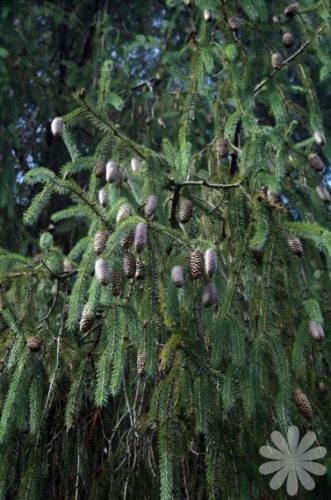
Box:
(170, 178), (243, 190)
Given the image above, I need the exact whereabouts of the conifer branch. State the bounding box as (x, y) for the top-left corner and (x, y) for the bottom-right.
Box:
(254, 25), (326, 95)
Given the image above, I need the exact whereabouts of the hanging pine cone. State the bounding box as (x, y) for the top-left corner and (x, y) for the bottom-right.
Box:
(110, 269), (122, 297)
(80, 304), (94, 332)
(95, 258), (110, 285)
(134, 223), (147, 253)
(137, 351), (147, 376)
(51, 117), (63, 136)
(282, 32), (294, 46)
(284, 3), (299, 18)
(131, 157), (141, 172)
(135, 260), (145, 280)
(123, 253), (136, 278)
(98, 189), (108, 207)
(316, 184), (331, 203)
(293, 389), (313, 419)
(106, 160), (120, 183)
(308, 153), (325, 172)
(145, 195), (158, 217)
(120, 231), (134, 250)
(116, 204), (132, 224)
(189, 251), (204, 280)
(267, 189), (282, 208)
(308, 320), (325, 341)
(228, 16), (240, 31)
(94, 160), (106, 178)
(288, 236), (303, 257)
(171, 265), (185, 288)
(202, 282), (218, 308)
(271, 53), (283, 69)
(63, 258), (72, 273)
(94, 231), (109, 254)
(203, 9), (211, 22)
(205, 249), (217, 278)
(179, 199), (193, 224)
(313, 131), (326, 146)
(215, 138), (229, 159)
(26, 336), (42, 352)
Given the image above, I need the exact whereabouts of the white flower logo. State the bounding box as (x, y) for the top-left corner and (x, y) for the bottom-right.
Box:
(259, 426), (326, 496)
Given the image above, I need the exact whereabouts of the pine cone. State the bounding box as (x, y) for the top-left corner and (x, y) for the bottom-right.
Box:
(271, 53), (283, 69)
(51, 117), (63, 136)
(120, 231), (134, 250)
(313, 131), (326, 146)
(26, 336), (42, 352)
(288, 237), (303, 257)
(282, 32), (294, 46)
(205, 249), (217, 278)
(145, 195), (158, 217)
(134, 223), (147, 253)
(284, 3), (299, 18)
(215, 138), (229, 158)
(63, 258), (72, 273)
(293, 389), (313, 419)
(116, 204), (132, 224)
(137, 351), (147, 376)
(123, 253), (136, 278)
(228, 16), (240, 31)
(98, 189), (108, 207)
(94, 231), (109, 254)
(110, 269), (122, 297)
(106, 160), (120, 183)
(202, 282), (218, 308)
(95, 258), (110, 285)
(94, 160), (106, 178)
(316, 184), (331, 203)
(308, 320), (324, 341)
(80, 304), (94, 332)
(135, 260), (145, 280)
(267, 189), (282, 208)
(189, 251), (204, 280)
(204, 9), (211, 22)
(131, 157), (141, 172)
(179, 199), (193, 224)
(171, 265), (185, 288)
(308, 153), (325, 172)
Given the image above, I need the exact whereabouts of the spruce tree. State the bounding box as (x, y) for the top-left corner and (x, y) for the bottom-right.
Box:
(0, 1), (331, 498)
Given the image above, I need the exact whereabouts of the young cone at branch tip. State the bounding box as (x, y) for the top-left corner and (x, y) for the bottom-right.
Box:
(284, 3), (299, 18)
(80, 304), (94, 332)
(293, 389), (313, 419)
(228, 16), (240, 31)
(316, 184), (331, 203)
(271, 53), (283, 69)
(204, 248), (217, 278)
(145, 195), (158, 217)
(137, 351), (147, 376)
(282, 32), (294, 47)
(131, 157), (141, 172)
(215, 138), (229, 159)
(134, 223), (147, 253)
(95, 258), (110, 285)
(135, 260), (145, 280)
(308, 153), (325, 172)
(287, 236), (303, 257)
(189, 251), (204, 280)
(203, 9), (211, 22)
(314, 131), (326, 146)
(106, 160), (120, 183)
(120, 230), (134, 250)
(116, 204), (132, 224)
(123, 252), (136, 278)
(94, 160), (106, 178)
(51, 117), (63, 136)
(110, 269), (122, 297)
(179, 199), (193, 224)
(171, 265), (185, 288)
(308, 320), (324, 341)
(98, 189), (108, 207)
(94, 231), (109, 254)
(26, 336), (42, 352)
(202, 282), (218, 308)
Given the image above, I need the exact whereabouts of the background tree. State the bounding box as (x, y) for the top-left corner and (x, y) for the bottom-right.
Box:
(0, 0), (331, 498)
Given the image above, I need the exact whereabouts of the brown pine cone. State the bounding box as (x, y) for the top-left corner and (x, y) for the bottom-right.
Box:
(316, 184), (331, 203)
(80, 304), (94, 332)
(135, 260), (145, 280)
(94, 160), (106, 178)
(123, 253), (136, 278)
(189, 251), (204, 280)
(287, 237), (303, 257)
(137, 351), (147, 376)
(26, 336), (42, 352)
(293, 389), (313, 419)
(94, 231), (109, 254)
(215, 138), (229, 159)
(179, 199), (193, 224)
(308, 320), (324, 341)
(308, 153), (325, 172)
(110, 269), (122, 297)
(120, 231), (134, 250)
(282, 32), (294, 47)
(271, 53), (283, 69)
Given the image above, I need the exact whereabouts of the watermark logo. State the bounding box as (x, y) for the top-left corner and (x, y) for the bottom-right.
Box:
(259, 426), (326, 496)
